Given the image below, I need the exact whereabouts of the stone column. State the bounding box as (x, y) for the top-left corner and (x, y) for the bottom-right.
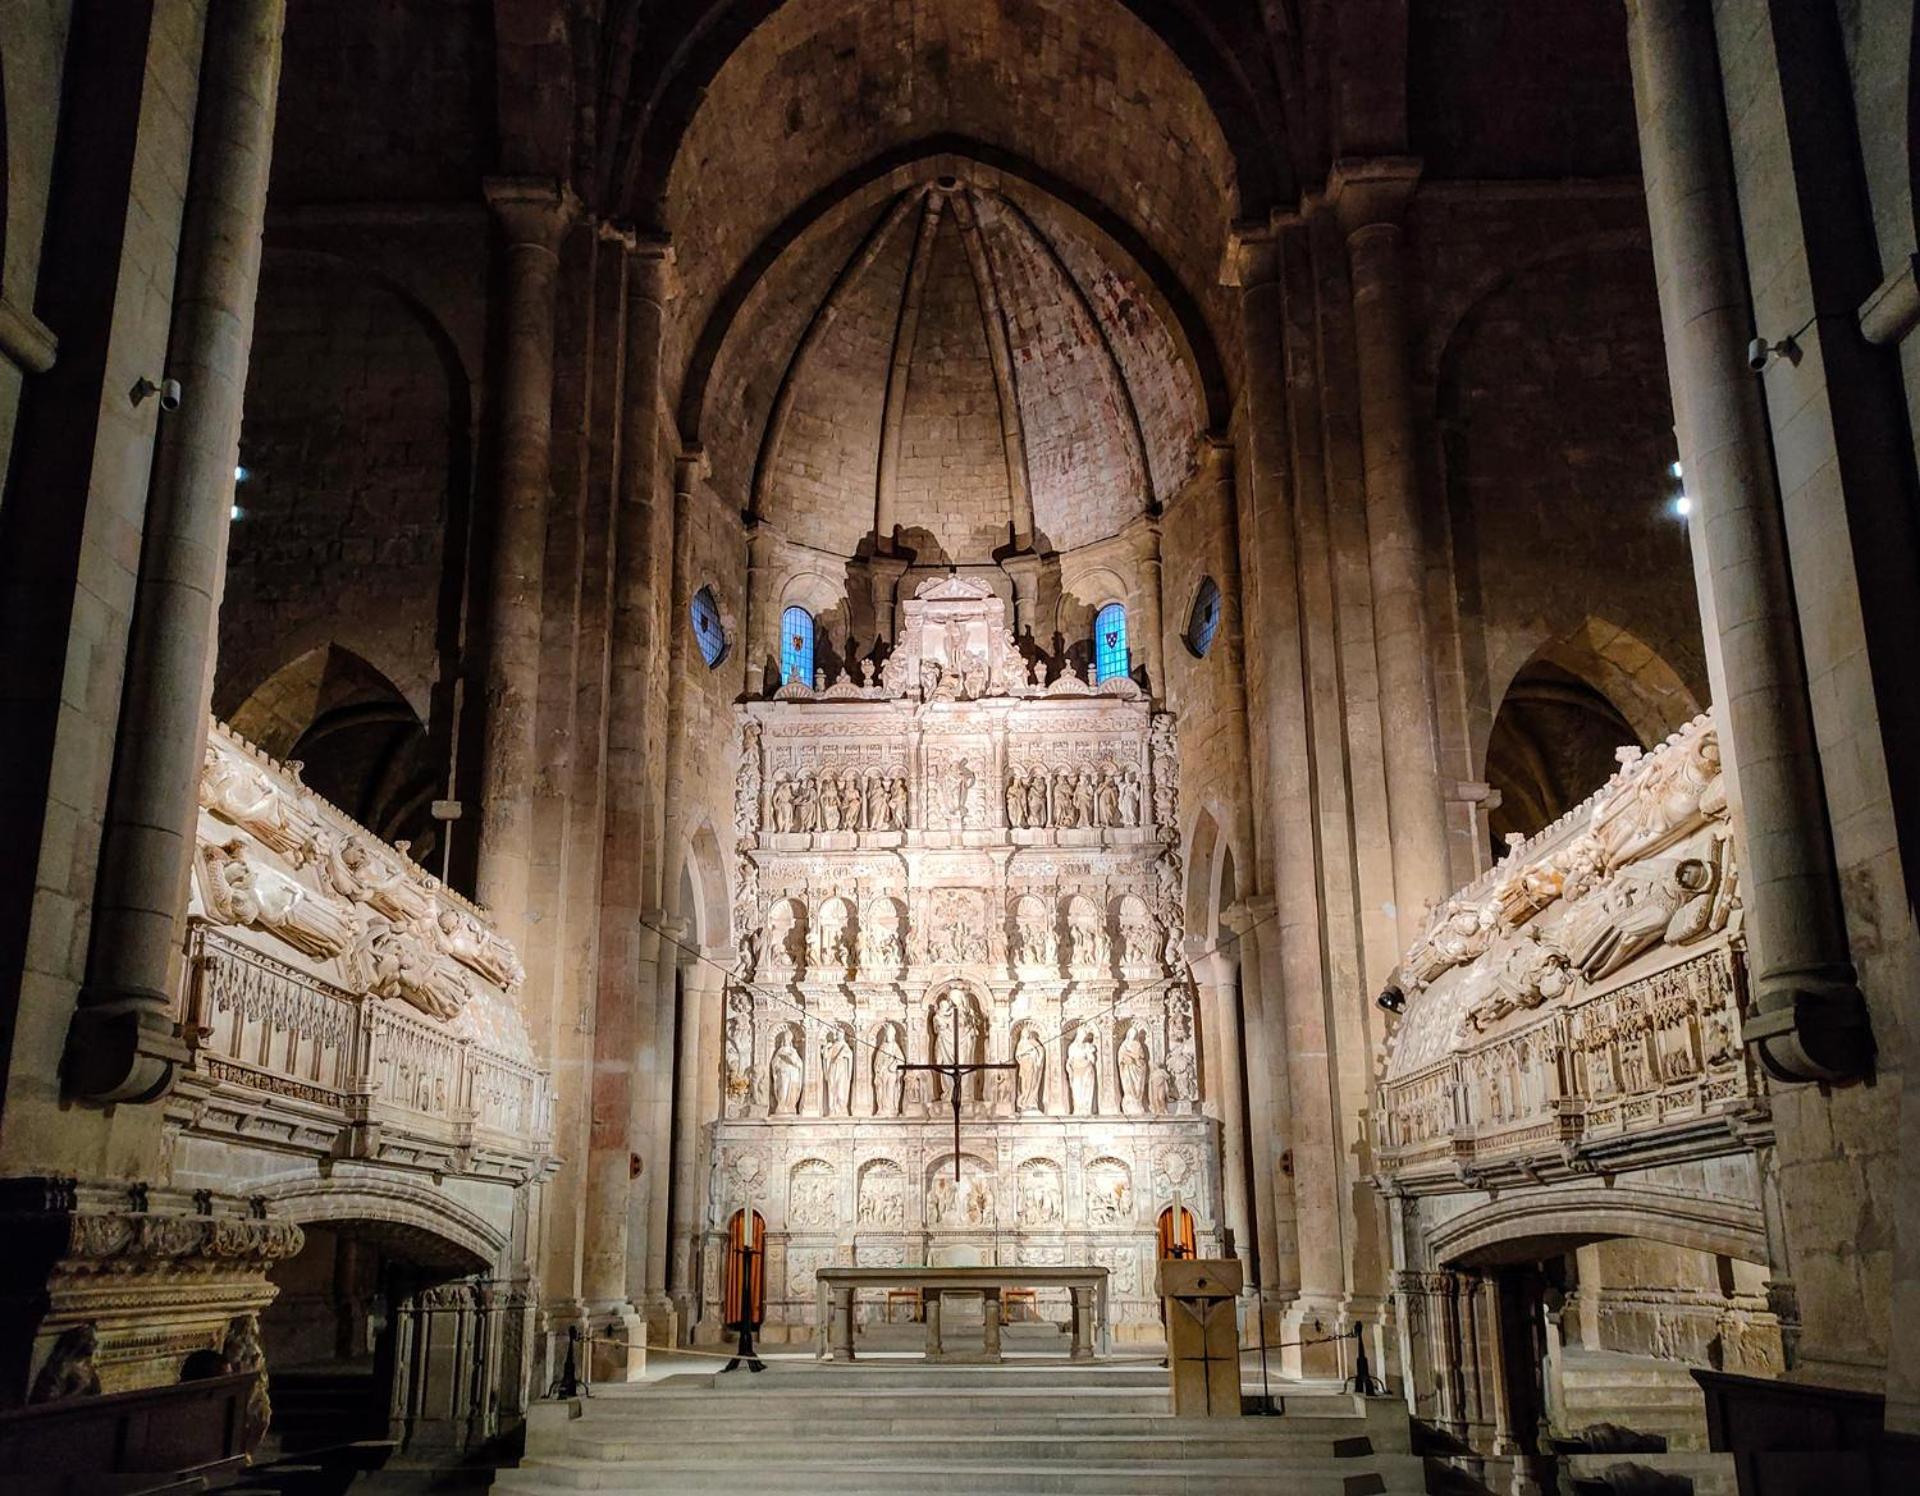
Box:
(744, 518), (780, 694)
(474, 178), (576, 948)
(1199, 946), (1252, 1279)
(671, 953), (723, 1332)
(1326, 160), (1453, 949)
(1228, 225), (1344, 1368)
(1126, 516), (1166, 696)
(1624, 0), (1869, 1080)
(633, 915), (686, 1343)
(70, 0), (285, 1103)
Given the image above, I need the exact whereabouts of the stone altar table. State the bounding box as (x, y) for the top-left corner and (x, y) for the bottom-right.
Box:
(816, 1265), (1110, 1362)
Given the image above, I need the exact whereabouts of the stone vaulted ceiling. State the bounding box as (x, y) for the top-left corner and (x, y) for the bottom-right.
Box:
(720, 176), (1203, 563)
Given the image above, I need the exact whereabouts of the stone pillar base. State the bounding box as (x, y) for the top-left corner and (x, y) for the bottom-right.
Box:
(639, 1296), (679, 1353)
(587, 1305), (648, 1382)
(1280, 1297), (1347, 1380)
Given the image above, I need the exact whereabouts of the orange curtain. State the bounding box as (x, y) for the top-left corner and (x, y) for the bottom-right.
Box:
(722, 1209), (766, 1328)
(1156, 1205), (1196, 1259)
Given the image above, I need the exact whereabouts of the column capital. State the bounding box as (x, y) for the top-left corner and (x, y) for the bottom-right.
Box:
(675, 444), (711, 489)
(1195, 432), (1234, 482)
(482, 176), (579, 252)
(626, 234), (678, 302)
(1120, 510), (1163, 559)
(1325, 156), (1423, 239)
(1221, 213), (1291, 288)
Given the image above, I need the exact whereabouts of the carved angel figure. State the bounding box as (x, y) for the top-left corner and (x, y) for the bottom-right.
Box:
(436, 907), (524, 990)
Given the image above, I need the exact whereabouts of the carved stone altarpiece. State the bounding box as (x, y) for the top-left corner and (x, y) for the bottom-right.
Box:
(705, 578), (1220, 1341)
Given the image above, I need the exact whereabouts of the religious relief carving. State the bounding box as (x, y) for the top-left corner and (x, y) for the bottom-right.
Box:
(1116, 896), (1159, 971)
(926, 1157), (997, 1227)
(822, 1026), (855, 1116)
(862, 897), (906, 971)
(769, 1028), (805, 1116)
(1149, 712), (1179, 833)
(735, 721), (762, 840)
(812, 896), (856, 973)
(1117, 1024), (1152, 1116)
(1017, 1160), (1064, 1225)
(1006, 762), (1144, 831)
(871, 1023), (907, 1117)
(928, 890), (987, 965)
(724, 989), (755, 1116)
(789, 1160), (837, 1228)
(857, 1160), (905, 1227)
(1067, 1026), (1101, 1115)
(929, 989), (985, 1101)
(1014, 1024), (1047, 1112)
(1164, 991), (1200, 1110)
(1012, 894), (1059, 970)
(1064, 896), (1109, 973)
(1085, 1158), (1133, 1225)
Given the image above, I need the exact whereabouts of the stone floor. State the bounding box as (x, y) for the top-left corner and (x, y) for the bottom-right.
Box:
(499, 1353), (1427, 1494)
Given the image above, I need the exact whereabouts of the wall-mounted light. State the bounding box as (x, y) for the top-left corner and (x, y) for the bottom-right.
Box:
(230, 505), (244, 522)
(234, 465), (250, 483)
(1672, 495), (1693, 519)
(1669, 460), (1683, 480)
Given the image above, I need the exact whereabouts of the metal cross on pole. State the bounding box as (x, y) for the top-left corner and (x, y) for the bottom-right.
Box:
(901, 1002), (1018, 1181)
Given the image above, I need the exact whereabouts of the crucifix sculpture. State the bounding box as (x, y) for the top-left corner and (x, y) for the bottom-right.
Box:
(902, 999), (1018, 1181)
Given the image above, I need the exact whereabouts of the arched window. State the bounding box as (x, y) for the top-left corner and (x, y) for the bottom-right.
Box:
(1093, 602), (1129, 683)
(1185, 577), (1221, 659)
(690, 585), (728, 668)
(780, 606), (816, 686)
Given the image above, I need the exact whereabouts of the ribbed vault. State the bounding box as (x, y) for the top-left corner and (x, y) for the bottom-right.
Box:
(719, 174), (1201, 564)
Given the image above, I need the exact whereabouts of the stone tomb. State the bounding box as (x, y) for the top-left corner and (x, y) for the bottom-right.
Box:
(700, 577), (1222, 1343)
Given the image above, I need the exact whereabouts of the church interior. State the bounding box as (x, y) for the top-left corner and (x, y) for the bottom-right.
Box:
(3, 1), (1919, 1492)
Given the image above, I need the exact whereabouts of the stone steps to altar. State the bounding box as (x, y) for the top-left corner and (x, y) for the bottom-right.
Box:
(503, 1366), (1428, 1495)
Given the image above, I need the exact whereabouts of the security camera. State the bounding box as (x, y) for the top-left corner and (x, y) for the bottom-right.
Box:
(159, 377), (183, 411)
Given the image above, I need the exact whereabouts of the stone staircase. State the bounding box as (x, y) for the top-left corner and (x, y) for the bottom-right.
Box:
(501, 1361), (1428, 1495)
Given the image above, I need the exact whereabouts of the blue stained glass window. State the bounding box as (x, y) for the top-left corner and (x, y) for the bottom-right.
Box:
(780, 606), (816, 686)
(1185, 576), (1221, 659)
(691, 585), (728, 668)
(1094, 602), (1129, 683)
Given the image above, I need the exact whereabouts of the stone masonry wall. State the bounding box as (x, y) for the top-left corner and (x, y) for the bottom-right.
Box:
(218, 258), (458, 720)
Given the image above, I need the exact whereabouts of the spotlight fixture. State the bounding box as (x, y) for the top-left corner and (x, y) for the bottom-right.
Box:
(1672, 495), (1693, 518)
(1669, 461), (1683, 480)
(1376, 983), (1406, 1014)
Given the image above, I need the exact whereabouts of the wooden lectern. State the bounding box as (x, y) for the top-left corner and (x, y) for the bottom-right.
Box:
(1156, 1257), (1242, 1417)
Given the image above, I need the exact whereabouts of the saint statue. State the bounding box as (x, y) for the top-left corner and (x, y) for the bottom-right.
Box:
(769, 1030), (804, 1116)
(1006, 774), (1026, 828)
(1067, 1027), (1099, 1116)
(865, 773), (886, 829)
(770, 776), (796, 832)
(888, 775), (909, 830)
(824, 1027), (854, 1116)
(1015, 1026), (1046, 1111)
(1117, 1025), (1150, 1116)
(1026, 772), (1048, 829)
(872, 1024), (906, 1117)
(839, 773), (862, 831)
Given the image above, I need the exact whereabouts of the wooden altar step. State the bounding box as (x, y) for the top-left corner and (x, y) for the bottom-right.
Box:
(503, 1364), (1428, 1494)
